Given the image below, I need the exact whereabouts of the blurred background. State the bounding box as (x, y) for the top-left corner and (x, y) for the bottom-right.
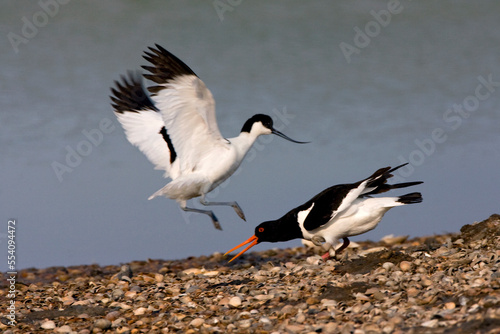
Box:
(1, 1), (499, 270)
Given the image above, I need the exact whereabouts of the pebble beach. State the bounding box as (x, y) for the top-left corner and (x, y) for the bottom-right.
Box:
(1, 214), (499, 334)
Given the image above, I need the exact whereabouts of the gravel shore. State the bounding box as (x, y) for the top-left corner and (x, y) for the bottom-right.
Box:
(1, 214), (499, 334)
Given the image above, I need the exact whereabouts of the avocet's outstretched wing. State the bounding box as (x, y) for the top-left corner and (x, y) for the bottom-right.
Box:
(110, 71), (177, 178)
(141, 44), (227, 173)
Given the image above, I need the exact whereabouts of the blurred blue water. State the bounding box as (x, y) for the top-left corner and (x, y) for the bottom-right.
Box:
(1, 1), (499, 270)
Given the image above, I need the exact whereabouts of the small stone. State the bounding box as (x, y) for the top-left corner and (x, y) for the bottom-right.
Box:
(140, 274), (155, 283)
(190, 318), (204, 328)
(306, 256), (321, 265)
(372, 291), (386, 301)
(382, 262), (395, 271)
(56, 325), (73, 333)
(115, 265), (133, 281)
(124, 291), (137, 299)
(359, 246), (387, 255)
(133, 307), (147, 315)
(186, 285), (201, 293)
(306, 297), (320, 305)
(238, 319), (252, 328)
(253, 274), (267, 282)
(183, 268), (202, 275)
(112, 318), (126, 328)
(381, 234), (408, 245)
(445, 302), (456, 310)
(41, 320), (56, 329)
(323, 322), (338, 334)
(203, 270), (219, 277)
(229, 296), (242, 307)
(421, 278), (433, 287)
(94, 319), (112, 330)
(106, 311), (121, 321)
(112, 289), (125, 300)
(218, 297), (230, 306)
(321, 299), (337, 307)
(285, 324), (305, 333)
(281, 304), (294, 314)
(237, 311), (251, 319)
(407, 287), (419, 298)
(399, 261), (412, 271)
(296, 312), (306, 323)
(155, 273), (164, 282)
(259, 316), (272, 325)
(421, 319), (439, 328)
(254, 294), (273, 301)
(363, 323), (381, 332)
(354, 292), (370, 301)
(62, 296), (75, 305)
(382, 324), (395, 334)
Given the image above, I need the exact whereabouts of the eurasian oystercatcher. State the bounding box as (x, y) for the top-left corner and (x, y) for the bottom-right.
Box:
(110, 44), (307, 230)
(225, 163), (422, 261)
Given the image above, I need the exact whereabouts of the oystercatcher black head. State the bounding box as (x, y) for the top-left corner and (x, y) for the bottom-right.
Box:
(224, 218), (304, 262)
(225, 163), (423, 263)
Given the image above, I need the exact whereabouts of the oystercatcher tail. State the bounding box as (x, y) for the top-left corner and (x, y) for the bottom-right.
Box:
(225, 163), (422, 261)
(110, 44), (308, 230)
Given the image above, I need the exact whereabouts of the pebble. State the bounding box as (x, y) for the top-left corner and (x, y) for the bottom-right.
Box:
(399, 261), (412, 271)
(421, 319), (439, 328)
(296, 312), (306, 323)
(94, 319), (112, 329)
(133, 307), (147, 315)
(112, 288), (125, 300)
(41, 320), (56, 329)
(229, 296), (242, 307)
(55, 325), (73, 333)
(6, 214), (499, 334)
(382, 262), (395, 271)
(189, 318), (204, 327)
(445, 302), (456, 310)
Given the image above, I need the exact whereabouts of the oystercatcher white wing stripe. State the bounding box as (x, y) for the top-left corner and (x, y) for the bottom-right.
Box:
(330, 180), (369, 220)
(302, 181), (368, 231)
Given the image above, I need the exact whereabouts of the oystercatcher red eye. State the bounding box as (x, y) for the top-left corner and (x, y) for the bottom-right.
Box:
(258, 227), (264, 233)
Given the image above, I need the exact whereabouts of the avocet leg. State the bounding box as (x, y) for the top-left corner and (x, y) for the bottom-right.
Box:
(180, 202), (222, 230)
(199, 197), (246, 221)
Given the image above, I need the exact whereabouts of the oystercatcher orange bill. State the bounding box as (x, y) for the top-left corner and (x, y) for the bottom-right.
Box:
(224, 235), (259, 263)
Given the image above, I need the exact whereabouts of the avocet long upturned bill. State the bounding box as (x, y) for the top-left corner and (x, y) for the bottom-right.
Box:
(110, 44), (307, 230)
(225, 163), (422, 262)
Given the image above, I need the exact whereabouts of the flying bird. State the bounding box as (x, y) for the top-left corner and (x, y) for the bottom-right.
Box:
(110, 44), (307, 230)
(225, 163), (422, 262)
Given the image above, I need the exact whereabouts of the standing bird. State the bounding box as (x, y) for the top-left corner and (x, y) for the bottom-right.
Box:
(225, 163), (422, 262)
(110, 44), (307, 230)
